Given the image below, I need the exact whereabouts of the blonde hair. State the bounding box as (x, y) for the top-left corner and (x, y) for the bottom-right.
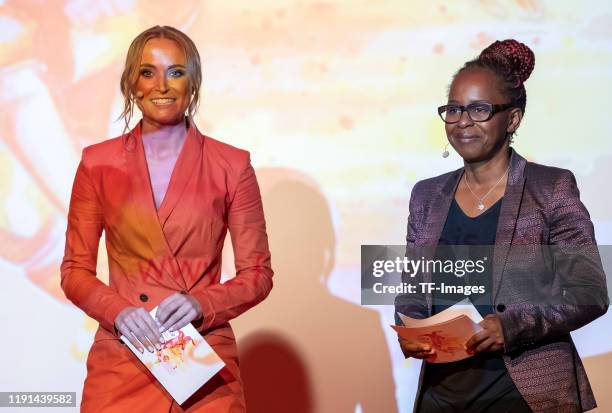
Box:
(118, 25), (202, 132)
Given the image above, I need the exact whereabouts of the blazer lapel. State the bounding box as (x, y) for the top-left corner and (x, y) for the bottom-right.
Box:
(124, 122), (187, 291)
(424, 169), (463, 248)
(492, 148), (527, 303)
(422, 168), (463, 313)
(157, 124), (203, 229)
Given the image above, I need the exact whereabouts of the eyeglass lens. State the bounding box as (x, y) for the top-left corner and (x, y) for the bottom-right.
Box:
(442, 103), (492, 122)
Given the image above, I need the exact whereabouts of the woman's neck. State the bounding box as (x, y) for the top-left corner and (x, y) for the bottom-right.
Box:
(141, 120), (188, 161)
(463, 146), (511, 187)
(141, 119), (188, 141)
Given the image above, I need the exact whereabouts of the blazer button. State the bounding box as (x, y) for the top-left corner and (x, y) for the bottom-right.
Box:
(139, 294), (148, 302)
(496, 304), (506, 312)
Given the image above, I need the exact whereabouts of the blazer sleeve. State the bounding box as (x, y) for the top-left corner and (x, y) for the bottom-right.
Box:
(60, 150), (132, 335)
(394, 181), (429, 328)
(499, 170), (609, 353)
(191, 156), (273, 331)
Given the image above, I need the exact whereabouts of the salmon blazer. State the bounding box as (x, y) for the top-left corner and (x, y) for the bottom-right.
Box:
(61, 122), (273, 412)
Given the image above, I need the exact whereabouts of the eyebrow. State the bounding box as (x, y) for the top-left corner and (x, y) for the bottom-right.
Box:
(139, 63), (187, 70)
(447, 99), (490, 104)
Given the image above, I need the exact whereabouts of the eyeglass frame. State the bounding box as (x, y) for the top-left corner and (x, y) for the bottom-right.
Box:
(437, 102), (515, 124)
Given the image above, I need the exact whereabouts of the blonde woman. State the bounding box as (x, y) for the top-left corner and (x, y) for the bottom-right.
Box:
(61, 26), (273, 412)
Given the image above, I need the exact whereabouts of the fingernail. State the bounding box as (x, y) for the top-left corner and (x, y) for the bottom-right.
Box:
(168, 327), (174, 332)
(148, 346), (154, 352)
(139, 348), (144, 354)
(155, 343), (162, 351)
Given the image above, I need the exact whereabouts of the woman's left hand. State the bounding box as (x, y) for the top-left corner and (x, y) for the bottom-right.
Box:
(465, 314), (505, 354)
(156, 292), (203, 333)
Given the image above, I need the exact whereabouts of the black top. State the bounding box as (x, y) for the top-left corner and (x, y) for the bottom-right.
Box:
(418, 198), (531, 413)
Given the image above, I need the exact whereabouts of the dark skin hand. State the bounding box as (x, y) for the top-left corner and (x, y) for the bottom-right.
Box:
(399, 337), (437, 362)
(465, 314), (505, 354)
(399, 314), (504, 361)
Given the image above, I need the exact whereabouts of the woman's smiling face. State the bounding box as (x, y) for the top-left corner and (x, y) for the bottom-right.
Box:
(445, 68), (520, 163)
(135, 37), (191, 130)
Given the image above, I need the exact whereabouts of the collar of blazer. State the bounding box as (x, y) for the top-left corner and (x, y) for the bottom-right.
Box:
(422, 148), (527, 310)
(122, 119), (204, 292)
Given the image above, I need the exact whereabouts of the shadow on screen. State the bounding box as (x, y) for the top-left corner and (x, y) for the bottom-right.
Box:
(232, 168), (398, 412)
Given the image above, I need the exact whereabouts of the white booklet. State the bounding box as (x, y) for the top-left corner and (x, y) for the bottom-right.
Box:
(392, 298), (484, 363)
(120, 307), (225, 404)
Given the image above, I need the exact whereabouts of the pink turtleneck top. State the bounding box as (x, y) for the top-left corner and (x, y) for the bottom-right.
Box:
(142, 130), (187, 211)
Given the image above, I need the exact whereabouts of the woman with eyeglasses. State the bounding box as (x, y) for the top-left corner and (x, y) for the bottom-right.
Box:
(394, 39), (607, 412)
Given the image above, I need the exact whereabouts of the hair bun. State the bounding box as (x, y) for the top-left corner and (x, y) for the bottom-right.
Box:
(479, 39), (535, 85)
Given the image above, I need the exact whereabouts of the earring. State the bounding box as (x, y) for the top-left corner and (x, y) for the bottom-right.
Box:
(442, 143), (450, 158)
(508, 131), (516, 144)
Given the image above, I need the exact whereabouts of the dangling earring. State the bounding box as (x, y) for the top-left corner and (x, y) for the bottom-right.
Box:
(442, 143), (450, 158)
(508, 131), (516, 145)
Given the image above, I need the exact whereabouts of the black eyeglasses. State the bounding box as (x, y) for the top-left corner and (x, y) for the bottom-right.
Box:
(437, 102), (514, 123)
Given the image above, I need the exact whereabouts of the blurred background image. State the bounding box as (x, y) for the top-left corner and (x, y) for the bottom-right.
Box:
(1, 0), (611, 411)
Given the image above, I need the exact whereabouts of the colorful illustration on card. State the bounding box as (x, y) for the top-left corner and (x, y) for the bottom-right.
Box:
(153, 331), (196, 374)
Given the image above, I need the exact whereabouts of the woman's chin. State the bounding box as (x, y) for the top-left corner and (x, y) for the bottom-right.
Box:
(454, 148), (484, 163)
(454, 145), (508, 164)
(143, 114), (185, 127)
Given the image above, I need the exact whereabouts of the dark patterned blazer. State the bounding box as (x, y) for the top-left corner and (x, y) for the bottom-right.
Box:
(395, 148), (608, 413)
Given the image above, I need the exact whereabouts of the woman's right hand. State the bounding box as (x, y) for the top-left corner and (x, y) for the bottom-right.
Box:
(114, 307), (164, 353)
(399, 337), (437, 361)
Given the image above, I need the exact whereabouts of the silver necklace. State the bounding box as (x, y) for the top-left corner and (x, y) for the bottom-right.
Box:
(463, 165), (510, 211)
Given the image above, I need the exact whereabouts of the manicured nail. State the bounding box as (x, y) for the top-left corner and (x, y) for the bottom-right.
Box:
(147, 346), (154, 352)
(155, 343), (162, 351)
(168, 327), (174, 332)
(139, 347), (144, 354)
